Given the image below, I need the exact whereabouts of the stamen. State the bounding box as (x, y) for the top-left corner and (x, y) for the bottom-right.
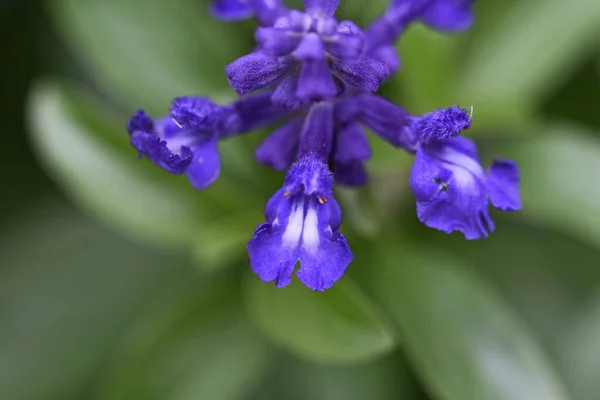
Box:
(318, 196), (328, 204)
(172, 117), (183, 129)
(283, 191), (291, 198)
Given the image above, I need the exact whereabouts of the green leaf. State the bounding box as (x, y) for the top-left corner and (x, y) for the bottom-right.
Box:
(275, 353), (424, 400)
(505, 125), (600, 249)
(561, 292), (600, 400)
(334, 187), (381, 238)
(244, 276), (396, 363)
(0, 198), (189, 400)
(461, 0), (600, 106)
(440, 219), (600, 348)
(28, 81), (264, 266)
(435, 219), (600, 400)
(48, 0), (249, 113)
(29, 81), (202, 247)
(93, 274), (270, 400)
(337, 0), (389, 27)
(390, 25), (459, 111)
(370, 248), (571, 400)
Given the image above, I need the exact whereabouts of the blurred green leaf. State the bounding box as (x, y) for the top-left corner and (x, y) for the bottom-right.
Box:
(440, 218), (600, 347)
(505, 125), (600, 249)
(436, 219), (600, 400)
(461, 0), (600, 107)
(49, 0), (249, 113)
(29, 81), (202, 248)
(561, 291), (600, 400)
(28, 81), (264, 267)
(334, 187), (380, 238)
(245, 276), (396, 363)
(0, 198), (188, 400)
(391, 25), (458, 111)
(337, 0), (388, 27)
(540, 59), (600, 129)
(93, 273), (269, 400)
(277, 353), (424, 400)
(369, 247), (571, 400)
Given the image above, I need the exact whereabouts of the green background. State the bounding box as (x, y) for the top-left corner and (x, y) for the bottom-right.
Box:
(2, 0), (600, 399)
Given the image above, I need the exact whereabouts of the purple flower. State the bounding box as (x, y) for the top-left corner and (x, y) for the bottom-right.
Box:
(121, 0), (521, 293)
(365, 0), (475, 72)
(408, 107), (521, 239)
(126, 97), (224, 190)
(247, 153), (353, 291)
(335, 93), (414, 149)
(226, 0), (390, 109)
(210, 0), (287, 26)
(224, 90), (293, 135)
(252, 93), (414, 186)
(255, 101), (334, 170)
(419, 0), (475, 32)
(409, 104), (472, 143)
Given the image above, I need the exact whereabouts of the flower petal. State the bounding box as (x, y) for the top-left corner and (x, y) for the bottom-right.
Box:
(296, 200), (352, 291)
(255, 118), (303, 170)
(170, 96), (221, 131)
(297, 102), (335, 160)
(185, 134), (221, 190)
(284, 153), (334, 198)
(331, 55), (390, 92)
(127, 110), (154, 134)
(248, 223), (298, 288)
(210, 0), (253, 21)
(429, 137), (485, 179)
(231, 91), (291, 133)
(487, 159), (522, 211)
(325, 21), (364, 61)
(334, 122), (372, 164)
(296, 58), (338, 102)
(256, 27), (300, 56)
(410, 145), (494, 240)
(410, 105), (471, 143)
(294, 33), (325, 61)
(333, 162), (368, 186)
(226, 53), (294, 95)
(271, 75), (302, 110)
(336, 94), (411, 148)
(249, 196), (304, 288)
(249, 0), (288, 26)
(409, 147), (453, 204)
(265, 188), (286, 223)
(303, 0), (340, 16)
(420, 0), (474, 32)
(368, 44), (400, 73)
(130, 131), (192, 174)
(328, 195), (342, 231)
(363, 2), (413, 51)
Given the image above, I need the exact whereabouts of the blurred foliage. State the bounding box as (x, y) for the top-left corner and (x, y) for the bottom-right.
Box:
(0, 0), (599, 399)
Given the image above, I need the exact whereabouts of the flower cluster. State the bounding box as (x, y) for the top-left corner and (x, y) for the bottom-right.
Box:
(126, 0), (521, 291)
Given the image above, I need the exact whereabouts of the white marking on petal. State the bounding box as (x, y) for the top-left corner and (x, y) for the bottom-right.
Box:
(439, 147), (486, 189)
(316, 18), (326, 34)
(301, 206), (320, 254)
(281, 201), (304, 250)
(309, 173), (318, 193)
(303, 15), (312, 32)
(446, 163), (476, 189)
(163, 136), (193, 155)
